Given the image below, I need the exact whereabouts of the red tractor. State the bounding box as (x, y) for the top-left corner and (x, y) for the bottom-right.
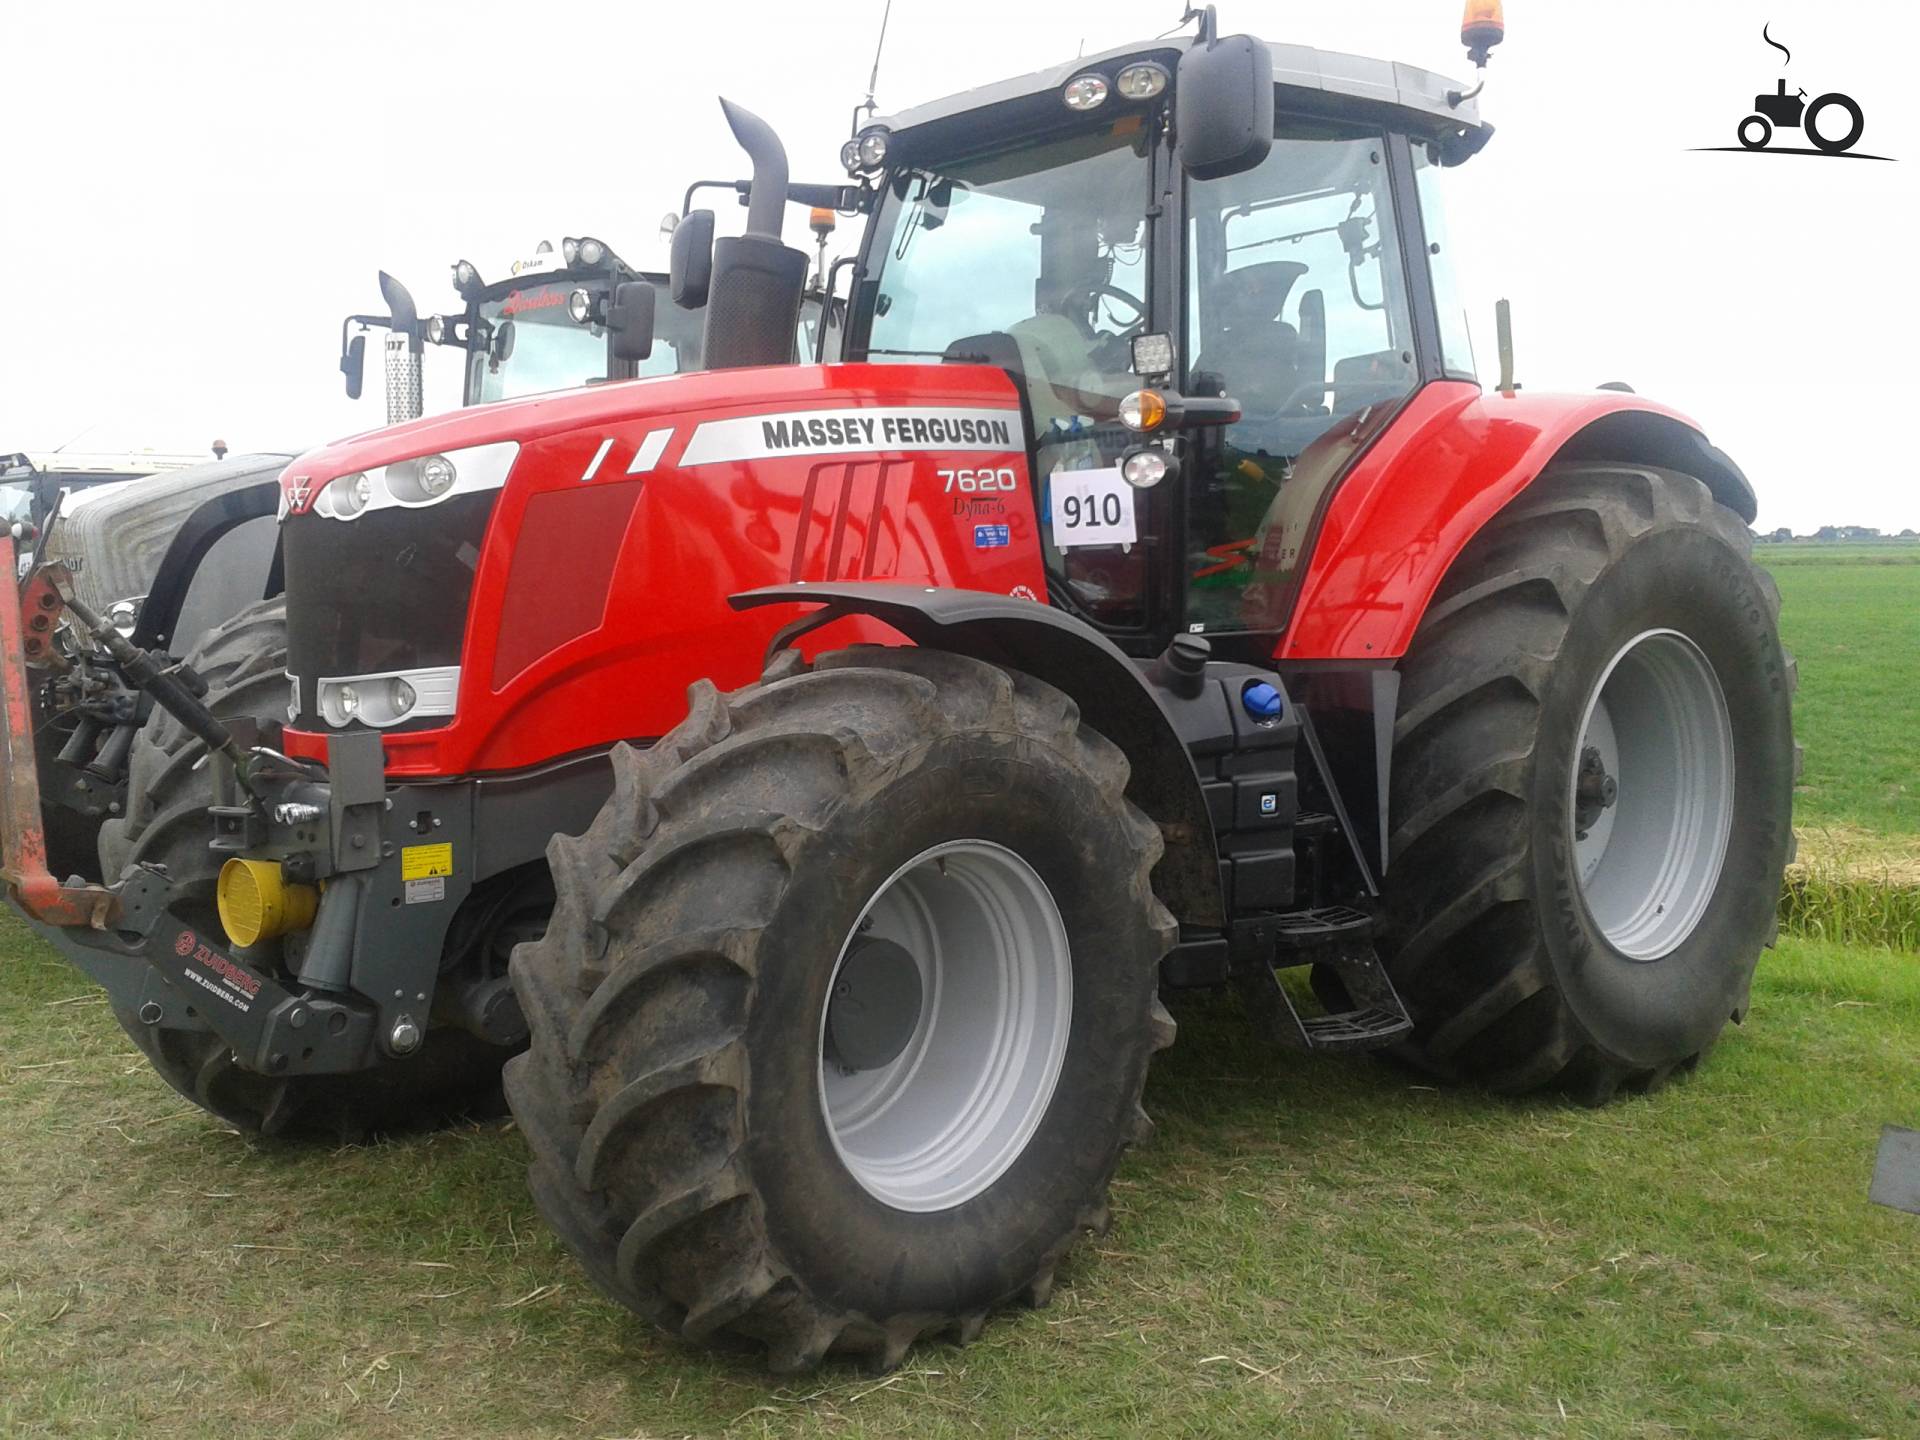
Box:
(2, 7), (1793, 1372)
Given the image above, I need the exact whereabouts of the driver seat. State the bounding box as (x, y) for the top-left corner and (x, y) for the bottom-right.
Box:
(1194, 261), (1307, 436)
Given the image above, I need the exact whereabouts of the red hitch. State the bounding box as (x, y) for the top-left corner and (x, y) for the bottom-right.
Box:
(0, 533), (120, 928)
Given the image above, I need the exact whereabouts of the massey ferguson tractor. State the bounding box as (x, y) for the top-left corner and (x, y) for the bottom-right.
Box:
(2, 4), (1794, 1373)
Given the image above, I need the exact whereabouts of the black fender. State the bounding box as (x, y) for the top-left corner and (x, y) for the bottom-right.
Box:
(132, 479), (283, 650)
(731, 582), (1224, 928)
(1555, 409), (1757, 523)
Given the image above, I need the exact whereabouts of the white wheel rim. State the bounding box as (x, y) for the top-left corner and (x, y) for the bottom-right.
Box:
(1570, 629), (1735, 960)
(818, 839), (1072, 1212)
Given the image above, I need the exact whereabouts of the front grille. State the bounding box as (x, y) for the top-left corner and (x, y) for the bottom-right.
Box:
(283, 490), (495, 729)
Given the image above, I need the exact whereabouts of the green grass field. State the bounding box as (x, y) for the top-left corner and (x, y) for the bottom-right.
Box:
(0, 543), (1913, 1438)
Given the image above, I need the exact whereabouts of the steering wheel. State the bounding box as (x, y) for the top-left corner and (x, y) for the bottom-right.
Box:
(1061, 282), (1146, 341)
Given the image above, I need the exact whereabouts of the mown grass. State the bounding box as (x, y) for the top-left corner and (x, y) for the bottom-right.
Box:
(3, 913), (1916, 1440)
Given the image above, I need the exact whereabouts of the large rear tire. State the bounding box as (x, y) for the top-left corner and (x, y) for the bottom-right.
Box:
(1378, 464), (1795, 1102)
(506, 647), (1175, 1371)
(98, 596), (513, 1136)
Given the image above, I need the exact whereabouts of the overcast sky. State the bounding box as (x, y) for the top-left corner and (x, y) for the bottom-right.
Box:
(4, 0), (1916, 532)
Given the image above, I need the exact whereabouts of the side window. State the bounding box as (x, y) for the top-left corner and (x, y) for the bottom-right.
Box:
(1413, 145), (1476, 380)
(1183, 122), (1417, 632)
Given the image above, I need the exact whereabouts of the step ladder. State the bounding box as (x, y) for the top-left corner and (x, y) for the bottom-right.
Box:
(1235, 905), (1413, 1053)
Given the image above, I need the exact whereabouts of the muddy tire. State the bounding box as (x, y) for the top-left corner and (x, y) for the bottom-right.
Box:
(99, 596), (510, 1136)
(506, 647), (1176, 1371)
(1379, 464), (1795, 1102)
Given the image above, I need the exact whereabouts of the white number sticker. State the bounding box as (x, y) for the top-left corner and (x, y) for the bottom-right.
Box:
(1049, 467), (1136, 550)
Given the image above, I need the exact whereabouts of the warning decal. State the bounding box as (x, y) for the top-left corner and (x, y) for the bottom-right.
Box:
(401, 843), (454, 881)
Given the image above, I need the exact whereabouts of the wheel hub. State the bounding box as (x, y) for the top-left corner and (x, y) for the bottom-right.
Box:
(1572, 744), (1619, 841)
(825, 937), (924, 1072)
(818, 839), (1072, 1213)
(1569, 629), (1734, 961)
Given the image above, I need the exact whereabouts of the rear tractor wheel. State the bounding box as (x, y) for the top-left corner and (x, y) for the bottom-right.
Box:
(507, 647), (1176, 1371)
(1378, 463), (1795, 1102)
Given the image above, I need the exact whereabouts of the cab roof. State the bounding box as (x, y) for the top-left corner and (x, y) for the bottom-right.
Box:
(873, 36), (1486, 153)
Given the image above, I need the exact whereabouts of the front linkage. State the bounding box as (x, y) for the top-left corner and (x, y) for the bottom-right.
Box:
(1, 535), (490, 1079)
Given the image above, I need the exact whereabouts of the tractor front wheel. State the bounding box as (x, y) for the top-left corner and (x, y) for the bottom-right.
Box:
(1379, 464), (1795, 1102)
(506, 647), (1175, 1370)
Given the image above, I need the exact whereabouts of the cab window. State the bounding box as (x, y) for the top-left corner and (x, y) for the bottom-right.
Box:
(1183, 121), (1417, 632)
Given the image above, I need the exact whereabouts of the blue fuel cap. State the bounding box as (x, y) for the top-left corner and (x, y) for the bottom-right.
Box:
(1242, 682), (1283, 721)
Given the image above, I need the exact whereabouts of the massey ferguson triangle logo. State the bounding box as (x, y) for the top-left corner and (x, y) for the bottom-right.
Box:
(1694, 24), (1892, 161)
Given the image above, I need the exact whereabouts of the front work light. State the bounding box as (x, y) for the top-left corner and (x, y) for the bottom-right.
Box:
(452, 259), (480, 290)
(840, 138), (863, 173)
(567, 288), (594, 324)
(576, 236), (607, 266)
(1063, 73), (1110, 111)
(1115, 62), (1169, 100)
(1129, 332), (1175, 376)
(857, 129), (890, 169)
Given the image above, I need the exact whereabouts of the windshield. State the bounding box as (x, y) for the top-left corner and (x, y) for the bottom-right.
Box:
(466, 278), (706, 403)
(861, 123), (1157, 626)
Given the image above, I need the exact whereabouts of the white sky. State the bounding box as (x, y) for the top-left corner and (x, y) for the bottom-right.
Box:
(4, 0), (1916, 532)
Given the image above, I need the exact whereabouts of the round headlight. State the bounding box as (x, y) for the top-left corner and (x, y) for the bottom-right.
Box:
(425, 315), (445, 343)
(388, 677), (417, 714)
(417, 454), (457, 497)
(1063, 73), (1110, 111)
(857, 130), (890, 168)
(1121, 448), (1171, 489)
(567, 288), (594, 325)
(576, 237), (606, 266)
(1115, 62), (1169, 100)
(1118, 389), (1168, 432)
(562, 237), (580, 265)
(105, 598), (139, 636)
(840, 138), (862, 172)
(336, 684), (360, 719)
(331, 472), (371, 517)
(452, 260), (478, 289)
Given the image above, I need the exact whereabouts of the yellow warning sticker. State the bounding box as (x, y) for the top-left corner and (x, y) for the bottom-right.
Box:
(401, 842), (454, 880)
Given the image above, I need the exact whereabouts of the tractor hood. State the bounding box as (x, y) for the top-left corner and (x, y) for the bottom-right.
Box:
(283, 363), (1025, 513)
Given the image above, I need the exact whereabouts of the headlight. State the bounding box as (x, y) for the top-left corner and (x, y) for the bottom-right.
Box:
(562, 237), (580, 264)
(326, 472), (371, 518)
(857, 129), (890, 168)
(1121, 447), (1174, 489)
(336, 684), (360, 719)
(1115, 62), (1169, 100)
(417, 454), (456, 497)
(388, 677), (417, 714)
(840, 138), (862, 172)
(452, 259), (479, 289)
(576, 236), (606, 266)
(302, 441), (519, 521)
(1063, 73), (1109, 111)
(567, 288), (594, 324)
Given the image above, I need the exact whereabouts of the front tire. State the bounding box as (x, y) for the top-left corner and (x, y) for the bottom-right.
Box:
(506, 647), (1175, 1370)
(1380, 464), (1795, 1102)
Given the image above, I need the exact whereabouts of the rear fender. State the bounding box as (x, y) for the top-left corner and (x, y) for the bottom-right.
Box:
(1279, 385), (1758, 662)
(131, 480), (282, 652)
(732, 582), (1224, 927)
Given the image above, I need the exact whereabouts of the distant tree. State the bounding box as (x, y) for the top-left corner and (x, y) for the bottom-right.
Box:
(1815, 525), (1841, 541)
(1901, 528), (1918, 540)
(1770, 527), (1792, 543)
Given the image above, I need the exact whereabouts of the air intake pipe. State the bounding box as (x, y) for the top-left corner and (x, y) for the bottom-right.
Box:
(702, 99), (809, 370)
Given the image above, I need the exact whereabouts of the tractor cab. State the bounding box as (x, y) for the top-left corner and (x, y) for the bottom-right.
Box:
(342, 229), (827, 422)
(833, 24), (1489, 651)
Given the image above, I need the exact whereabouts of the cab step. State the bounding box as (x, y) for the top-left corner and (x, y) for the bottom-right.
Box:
(1234, 911), (1413, 1054)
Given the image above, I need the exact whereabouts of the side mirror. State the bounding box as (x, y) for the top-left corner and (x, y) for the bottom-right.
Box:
(341, 332), (366, 399)
(489, 318), (516, 372)
(609, 281), (656, 363)
(670, 209), (716, 309)
(1175, 34), (1274, 181)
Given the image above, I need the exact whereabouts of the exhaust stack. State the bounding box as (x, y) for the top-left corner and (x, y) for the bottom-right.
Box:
(702, 99), (808, 370)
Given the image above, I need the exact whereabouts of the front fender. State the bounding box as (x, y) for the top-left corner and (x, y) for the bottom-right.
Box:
(732, 582), (1224, 928)
(1278, 383), (1757, 662)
